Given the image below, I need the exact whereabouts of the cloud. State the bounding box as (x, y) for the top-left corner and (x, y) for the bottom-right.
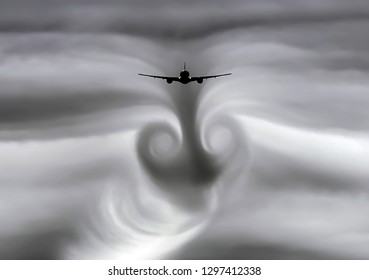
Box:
(1, 0), (369, 260)
(0, 1), (369, 39)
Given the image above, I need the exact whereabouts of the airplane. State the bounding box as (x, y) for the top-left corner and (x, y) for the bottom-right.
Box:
(138, 63), (231, 84)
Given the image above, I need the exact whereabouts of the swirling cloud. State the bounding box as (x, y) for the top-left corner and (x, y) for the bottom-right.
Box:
(1, 0), (369, 260)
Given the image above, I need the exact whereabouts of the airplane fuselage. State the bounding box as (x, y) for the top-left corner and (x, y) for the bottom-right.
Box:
(179, 70), (191, 84)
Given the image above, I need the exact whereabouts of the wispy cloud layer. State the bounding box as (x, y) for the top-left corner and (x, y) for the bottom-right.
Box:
(1, 0), (369, 259)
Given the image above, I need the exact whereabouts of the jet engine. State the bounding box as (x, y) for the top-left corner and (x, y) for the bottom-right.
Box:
(166, 79), (173, 84)
(197, 78), (203, 84)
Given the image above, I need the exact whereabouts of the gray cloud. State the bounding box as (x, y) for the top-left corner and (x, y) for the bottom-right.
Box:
(0, 1), (369, 39)
(1, 0), (369, 260)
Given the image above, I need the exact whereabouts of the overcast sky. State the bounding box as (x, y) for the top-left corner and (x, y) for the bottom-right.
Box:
(1, 0), (369, 259)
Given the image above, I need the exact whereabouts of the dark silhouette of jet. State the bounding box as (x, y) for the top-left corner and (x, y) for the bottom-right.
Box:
(138, 63), (231, 84)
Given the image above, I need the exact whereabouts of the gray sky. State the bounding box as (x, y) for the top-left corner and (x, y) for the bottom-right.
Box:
(1, 0), (369, 259)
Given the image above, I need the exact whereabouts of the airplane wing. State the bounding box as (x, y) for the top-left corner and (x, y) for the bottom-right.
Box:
(190, 73), (232, 83)
(138, 73), (180, 83)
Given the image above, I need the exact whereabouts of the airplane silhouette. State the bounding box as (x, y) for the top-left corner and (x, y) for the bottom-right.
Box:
(138, 63), (231, 84)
